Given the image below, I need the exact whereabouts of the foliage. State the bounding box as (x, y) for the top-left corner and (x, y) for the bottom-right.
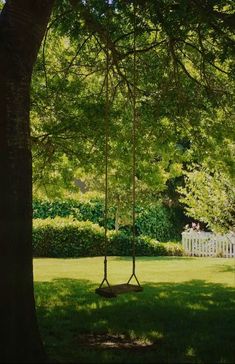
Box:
(31, 0), (235, 244)
(108, 230), (183, 256)
(135, 204), (186, 241)
(33, 198), (105, 225)
(31, 0), (235, 209)
(33, 198), (186, 240)
(32, 217), (183, 258)
(33, 218), (104, 257)
(33, 197), (116, 229)
(179, 165), (235, 233)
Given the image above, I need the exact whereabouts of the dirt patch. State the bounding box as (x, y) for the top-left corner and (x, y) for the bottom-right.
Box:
(77, 334), (157, 350)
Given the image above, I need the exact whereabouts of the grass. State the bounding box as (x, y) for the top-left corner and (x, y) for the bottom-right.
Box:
(34, 257), (235, 363)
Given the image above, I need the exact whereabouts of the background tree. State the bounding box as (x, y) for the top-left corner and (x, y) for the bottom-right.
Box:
(179, 164), (235, 233)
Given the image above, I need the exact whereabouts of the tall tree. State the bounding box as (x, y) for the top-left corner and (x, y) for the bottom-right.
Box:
(0, 1), (54, 362)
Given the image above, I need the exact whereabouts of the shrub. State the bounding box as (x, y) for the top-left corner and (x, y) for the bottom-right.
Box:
(33, 218), (105, 257)
(33, 199), (80, 219)
(33, 218), (184, 258)
(33, 199), (186, 241)
(135, 204), (185, 241)
(109, 232), (183, 256)
(33, 199), (114, 228)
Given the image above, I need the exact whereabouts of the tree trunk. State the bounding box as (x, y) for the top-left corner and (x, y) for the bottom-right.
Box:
(115, 198), (120, 232)
(0, 1), (54, 362)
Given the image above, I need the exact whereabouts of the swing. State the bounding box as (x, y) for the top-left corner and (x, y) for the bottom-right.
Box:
(95, 1), (143, 298)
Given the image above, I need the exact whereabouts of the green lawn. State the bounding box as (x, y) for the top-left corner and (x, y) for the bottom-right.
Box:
(34, 257), (235, 363)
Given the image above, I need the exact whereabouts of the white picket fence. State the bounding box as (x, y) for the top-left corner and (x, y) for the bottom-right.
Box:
(182, 231), (235, 258)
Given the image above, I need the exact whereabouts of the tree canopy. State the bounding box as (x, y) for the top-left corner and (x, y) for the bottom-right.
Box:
(32, 0), (234, 218)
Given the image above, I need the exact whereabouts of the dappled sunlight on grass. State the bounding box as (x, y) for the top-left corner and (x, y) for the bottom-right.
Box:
(34, 257), (235, 363)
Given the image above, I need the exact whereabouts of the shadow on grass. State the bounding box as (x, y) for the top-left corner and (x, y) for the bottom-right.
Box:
(35, 279), (235, 364)
(216, 264), (235, 273)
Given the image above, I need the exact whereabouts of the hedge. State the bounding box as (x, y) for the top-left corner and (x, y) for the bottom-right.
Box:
(33, 199), (113, 228)
(136, 205), (179, 241)
(33, 217), (184, 258)
(33, 199), (187, 241)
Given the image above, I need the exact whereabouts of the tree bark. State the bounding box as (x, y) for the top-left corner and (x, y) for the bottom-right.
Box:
(115, 198), (120, 232)
(0, 1), (54, 362)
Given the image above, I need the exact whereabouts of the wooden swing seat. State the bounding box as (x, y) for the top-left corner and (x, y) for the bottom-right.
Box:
(95, 283), (143, 298)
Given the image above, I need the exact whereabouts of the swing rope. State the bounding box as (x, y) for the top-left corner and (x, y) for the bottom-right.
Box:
(127, 0), (141, 287)
(98, 0), (111, 290)
(96, 0), (142, 296)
